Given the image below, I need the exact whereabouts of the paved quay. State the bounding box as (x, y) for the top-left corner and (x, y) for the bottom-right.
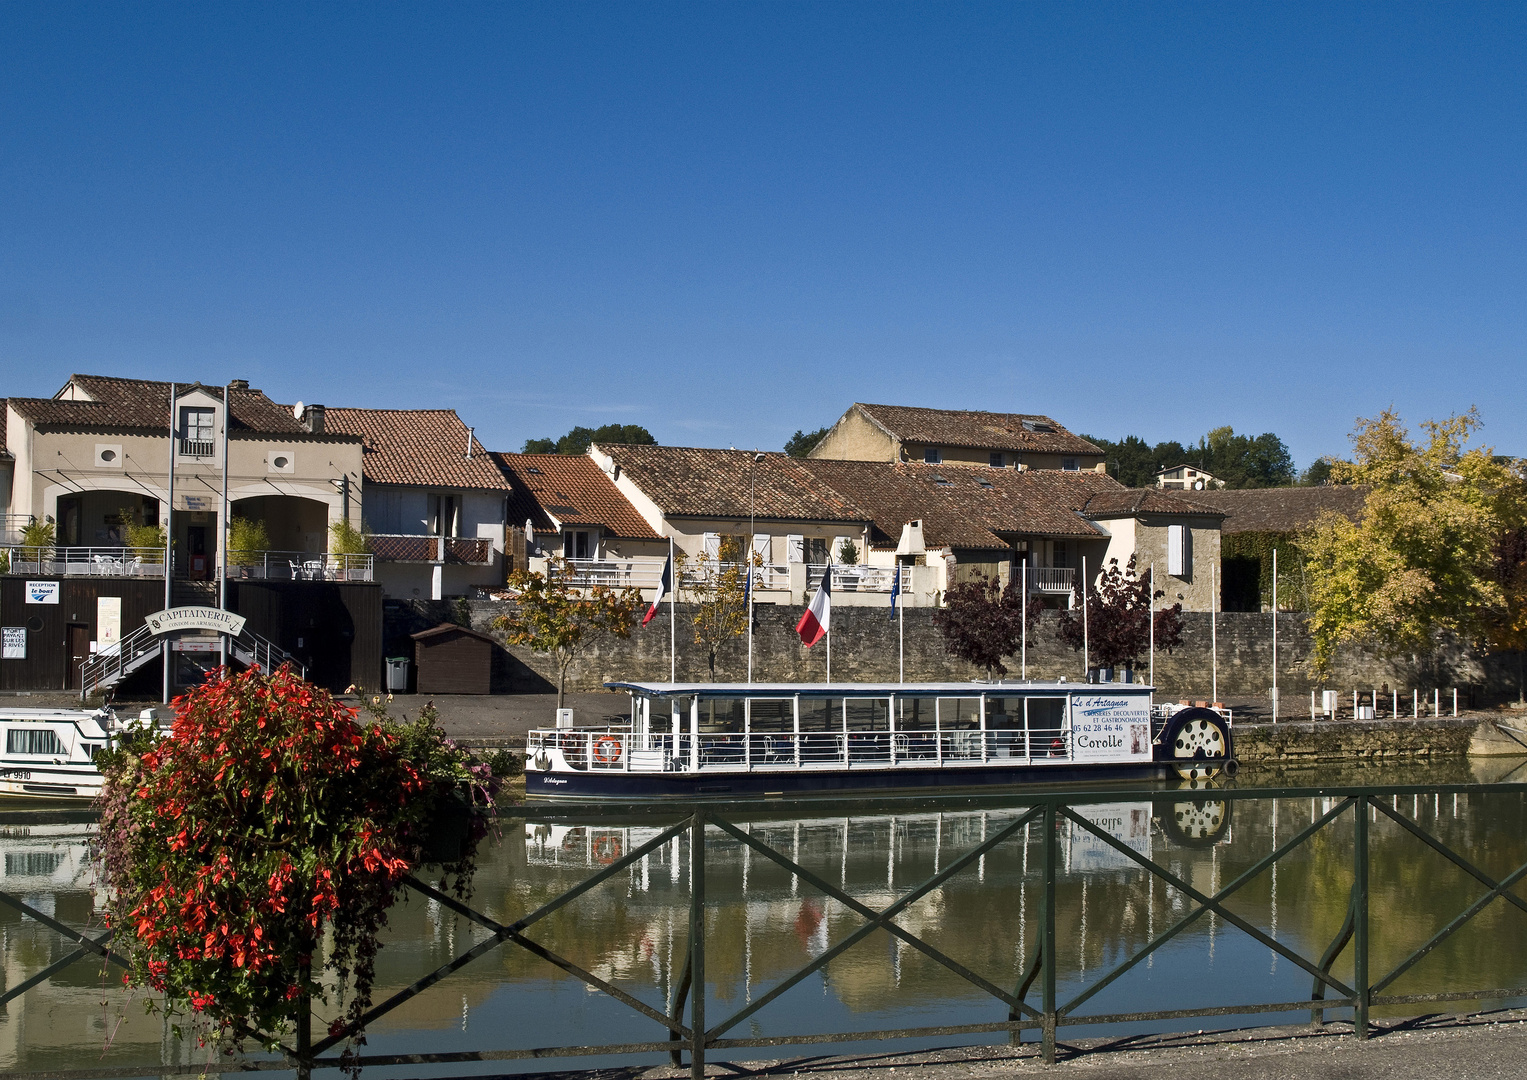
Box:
(524, 1011), (1527, 1080)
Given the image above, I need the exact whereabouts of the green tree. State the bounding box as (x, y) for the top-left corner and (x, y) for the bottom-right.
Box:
(493, 557), (645, 707)
(1303, 409), (1527, 675)
(328, 517), (371, 554)
(20, 518), (54, 549)
(1300, 457), (1336, 486)
(522, 424), (657, 456)
(227, 517), (272, 564)
(784, 426), (830, 458)
(682, 539), (754, 679)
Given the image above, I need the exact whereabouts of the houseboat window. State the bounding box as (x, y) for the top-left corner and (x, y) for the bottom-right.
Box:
(936, 698), (981, 730)
(798, 698), (842, 732)
(697, 698), (744, 734)
(746, 699), (793, 733)
(845, 699), (889, 732)
(895, 697), (935, 730)
(1026, 697), (1068, 755)
(799, 698), (844, 765)
(669, 696), (694, 732)
(983, 698), (1023, 731)
(7, 729), (63, 756)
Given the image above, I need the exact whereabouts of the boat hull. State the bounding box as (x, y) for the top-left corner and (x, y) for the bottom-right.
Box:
(527, 759), (1173, 800)
(0, 762), (103, 800)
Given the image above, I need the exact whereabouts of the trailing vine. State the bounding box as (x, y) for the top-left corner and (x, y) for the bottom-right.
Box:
(93, 665), (498, 1063)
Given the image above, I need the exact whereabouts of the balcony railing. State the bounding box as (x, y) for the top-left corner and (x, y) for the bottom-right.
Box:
(551, 555), (670, 589)
(1, 514), (35, 545)
(2, 546), (373, 582)
(1028, 566), (1076, 593)
(681, 561), (791, 591)
(178, 438), (215, 458)
(370, 534), (495, 565)
(807, 563), (900, 592)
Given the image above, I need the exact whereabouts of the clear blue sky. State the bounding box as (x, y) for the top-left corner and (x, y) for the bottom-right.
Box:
(3, 3), (1524, 469)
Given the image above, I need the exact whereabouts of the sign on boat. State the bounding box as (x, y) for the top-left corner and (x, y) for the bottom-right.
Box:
(525, 681), (1235, 799)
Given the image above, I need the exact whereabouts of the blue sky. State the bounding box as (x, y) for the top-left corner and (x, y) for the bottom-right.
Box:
(2, 3), (1524, 468)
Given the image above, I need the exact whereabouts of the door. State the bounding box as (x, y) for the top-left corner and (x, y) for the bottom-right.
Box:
(187, 525), (207, 578)
(66, 623), (90, 690)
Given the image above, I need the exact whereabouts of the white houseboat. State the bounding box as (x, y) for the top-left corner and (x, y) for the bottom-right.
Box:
(0, 707), (118, 799)
(525, 681), (1234, 800)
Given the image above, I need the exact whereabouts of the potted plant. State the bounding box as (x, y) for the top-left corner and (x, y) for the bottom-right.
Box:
(93, 665), (498, 1060)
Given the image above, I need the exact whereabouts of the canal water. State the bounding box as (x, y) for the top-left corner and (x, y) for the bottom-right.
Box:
(4, 757), (1527, 1077)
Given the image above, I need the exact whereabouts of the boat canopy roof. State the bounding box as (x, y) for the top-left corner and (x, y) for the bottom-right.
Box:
(605, 681), (1155, 698)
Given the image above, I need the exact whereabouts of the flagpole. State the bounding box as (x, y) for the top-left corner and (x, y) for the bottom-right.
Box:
(825, 562), (831, 685)
(668, 537), (676, 684)
(1082, 555), (1089, 682)
(898, 567), (905, 684)
(1149, 563), (1155, 688)
(1211, 559), (1218, 703)
(747, 555), (754, 685)
(1021, 561), (1027, 680)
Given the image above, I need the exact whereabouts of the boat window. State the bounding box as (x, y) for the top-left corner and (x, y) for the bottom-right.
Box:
(936, 698), (981, 730)
(984, 698), (1024, 730)
(1026, 698), (1067, 743)
(669, 696), (694, 729)
(747, 699), (793, 733)
(845, 698), (890, 732)
(697, 698), (744, 734)
(798, 698), (843, 733)
(895, 697), (935, 731)
(7, 728), (63, 756)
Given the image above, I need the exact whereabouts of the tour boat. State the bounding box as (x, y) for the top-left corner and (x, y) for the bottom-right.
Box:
(524, 681), (1234, 800)
(0, 707), (118, 800)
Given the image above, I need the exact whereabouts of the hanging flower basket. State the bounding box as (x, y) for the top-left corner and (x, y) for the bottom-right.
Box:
(93, 665), (498, 1056)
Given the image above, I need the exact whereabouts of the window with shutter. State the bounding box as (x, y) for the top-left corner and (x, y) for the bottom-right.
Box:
(1168, 524), (1188, 577)
(786, 534), (804, 563)
(702, 533), (720, 561)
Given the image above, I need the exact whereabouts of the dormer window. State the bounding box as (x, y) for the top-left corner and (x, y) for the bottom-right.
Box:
(924, 446), (942, 464)
(1062, 458), (1079, 471)
(179, 407), (216, 457)
(1022, 419), (1054, 433)
(989, 452), (1004, 467)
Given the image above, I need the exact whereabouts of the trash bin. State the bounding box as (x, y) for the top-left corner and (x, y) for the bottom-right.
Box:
(385, 656), (410, 692)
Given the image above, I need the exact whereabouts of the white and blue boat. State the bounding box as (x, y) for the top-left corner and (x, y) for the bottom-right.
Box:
(525, 681), (1234, 800)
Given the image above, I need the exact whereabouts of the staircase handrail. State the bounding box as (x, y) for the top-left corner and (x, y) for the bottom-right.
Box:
(80, 622), (162, 699)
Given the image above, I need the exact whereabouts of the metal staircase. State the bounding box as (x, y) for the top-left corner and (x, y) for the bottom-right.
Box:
(80, 623), (306, 700)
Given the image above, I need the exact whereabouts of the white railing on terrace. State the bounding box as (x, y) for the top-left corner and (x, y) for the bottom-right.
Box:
(806, 563), (899, 592)
(682, 561), (791, 592)
(550, 556), (670, 589)
(2, 546), (372, 582)
(3, 546), (168, 577)
(1028, 567), (1076, 593)
(528, 727), (1074, 773)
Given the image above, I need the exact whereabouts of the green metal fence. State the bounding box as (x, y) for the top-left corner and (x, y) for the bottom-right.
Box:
(3, 782), (1527, 1079)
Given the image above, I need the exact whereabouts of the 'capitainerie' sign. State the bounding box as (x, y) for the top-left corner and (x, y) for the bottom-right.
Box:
(145, 607), (248, 638)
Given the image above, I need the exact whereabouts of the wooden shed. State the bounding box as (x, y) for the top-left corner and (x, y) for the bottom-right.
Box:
(411, 623), (496, 695)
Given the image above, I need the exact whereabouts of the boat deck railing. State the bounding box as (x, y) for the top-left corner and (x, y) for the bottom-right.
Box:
(529, 727), (1078, 771)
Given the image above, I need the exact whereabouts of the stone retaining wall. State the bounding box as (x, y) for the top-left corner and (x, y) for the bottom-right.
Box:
(1231, 718), (1478, 766)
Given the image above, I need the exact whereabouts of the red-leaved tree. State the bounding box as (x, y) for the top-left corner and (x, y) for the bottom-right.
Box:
(932, 575), (1044, 678)
(1056, 555), (1184, 670)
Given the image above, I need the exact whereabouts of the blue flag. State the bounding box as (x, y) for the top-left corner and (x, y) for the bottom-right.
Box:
(889, 563), (901, 620)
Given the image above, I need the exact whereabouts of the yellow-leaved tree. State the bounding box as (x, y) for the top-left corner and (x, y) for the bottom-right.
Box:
(1303, 408), (1527, 677)
(493, 557), (645, 708)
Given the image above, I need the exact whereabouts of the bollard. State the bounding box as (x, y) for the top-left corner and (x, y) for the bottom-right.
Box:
(1434, 688), (1440, 717)
(1393, 689), (1398, 718)
(1352, 691), (1357, 720)
(1310, 689), (1317, 721)
(1453, 688), (1458, 716)
(1413, 689), (1419, 718)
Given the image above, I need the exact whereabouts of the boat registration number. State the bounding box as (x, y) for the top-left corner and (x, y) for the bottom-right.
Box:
(0, 770), (33, 780)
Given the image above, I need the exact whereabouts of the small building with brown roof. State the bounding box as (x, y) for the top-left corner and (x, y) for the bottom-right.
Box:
(494, 452), (664, 563)
(809, 403), (1107, 472)
(324, 407), (515, 600)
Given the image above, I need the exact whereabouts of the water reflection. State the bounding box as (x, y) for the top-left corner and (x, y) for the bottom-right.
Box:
(2, 765), (1526, 1076)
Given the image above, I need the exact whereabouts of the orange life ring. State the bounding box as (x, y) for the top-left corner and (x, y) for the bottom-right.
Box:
(594, 834), (623, 863)
(594, 736), (623, 765)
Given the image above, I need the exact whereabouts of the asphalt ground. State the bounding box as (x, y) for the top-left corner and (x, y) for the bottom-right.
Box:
(504, 1009), (1527, 1080)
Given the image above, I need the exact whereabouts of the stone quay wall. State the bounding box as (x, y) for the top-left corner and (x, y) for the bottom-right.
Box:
(383, 600), (1519, 704)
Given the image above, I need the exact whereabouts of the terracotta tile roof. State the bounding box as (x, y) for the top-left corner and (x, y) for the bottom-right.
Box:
(324, 408), (511, 490)
(1181, 486), (1369, 534)
(595, 444), (870, 523)
(799, 460), (1120, 550)
(494, 453), (660, 540)
(9, 374), (331, 436)
(848, 403), (1103, 456)
(1081, 488), (1226, 519)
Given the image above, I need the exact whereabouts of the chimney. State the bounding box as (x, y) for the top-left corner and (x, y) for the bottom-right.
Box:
(466, 427), (474, 460)
(228, 379), (249, 391)
(304, 404), (326, 433)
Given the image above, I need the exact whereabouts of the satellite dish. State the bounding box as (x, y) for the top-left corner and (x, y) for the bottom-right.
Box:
(293, 401), (305, 420)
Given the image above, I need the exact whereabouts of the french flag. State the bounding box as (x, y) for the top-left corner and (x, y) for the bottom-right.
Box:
(643, 553), (673, 626)
(796, 566), (831, 646)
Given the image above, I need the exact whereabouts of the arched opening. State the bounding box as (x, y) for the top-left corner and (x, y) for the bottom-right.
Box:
(230, 495), (330, 555)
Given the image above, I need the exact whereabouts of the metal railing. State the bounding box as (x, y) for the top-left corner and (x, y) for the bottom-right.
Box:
(530, 727), (1074, 771)
(1, 513), (35, 544)
(79, 622), (306, 696)
(225, 551), (374, 581)
(178, 437), (215, 458)
(2, 545), (168, 577)
(6, 782), (1527, 1079)
(550, 555), (670, 589)
(1028, 567), (1076, 593)
(807, 563), (899, 592)
(681, 561), (791, 591)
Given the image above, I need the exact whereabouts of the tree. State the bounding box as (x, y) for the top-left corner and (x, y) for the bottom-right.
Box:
(836, 538), (860, 565)
(228, 516), (271, 564)
(682, 539), (754, 679)
(1485, 528), (1527, 704)
(1055, 556), (1184, 670)
(931, 576), (1041, 678)
(1300, 457), (1335, 486)
(1302, 408), (1527, 676)
(328, 517), (371, 554)
(493, 558), (645, 707)
(522, 424), (656, 456)
(784, 426), (830, 458)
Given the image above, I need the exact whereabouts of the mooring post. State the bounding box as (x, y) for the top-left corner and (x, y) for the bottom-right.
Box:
(1041, 800), (1058, 1064)
(690, 809), (707, 1080)
(1353, 799), (1370, 1039)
